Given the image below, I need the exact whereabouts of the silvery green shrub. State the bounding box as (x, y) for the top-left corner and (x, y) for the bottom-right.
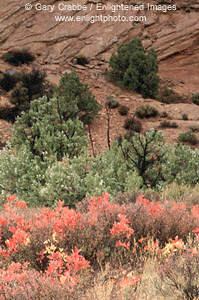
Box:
(12, 96), (88, 161)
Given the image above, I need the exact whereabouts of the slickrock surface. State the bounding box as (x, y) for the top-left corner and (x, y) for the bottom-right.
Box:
(0, 0), (199, 64)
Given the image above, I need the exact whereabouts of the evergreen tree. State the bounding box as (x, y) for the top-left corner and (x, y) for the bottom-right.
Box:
(10, 69), (52, 112)
(109, 37), (159, 98)
(55, 71), (102, 125)
(119, 128), (168, 187)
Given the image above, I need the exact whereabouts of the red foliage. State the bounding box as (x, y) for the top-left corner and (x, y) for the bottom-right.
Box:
(136, 195), (164, 216)
(0, 192), (198, 296)
(0, 195), (90, 295)
(110, 214), (134, 238)
(116, 240), (130, 250)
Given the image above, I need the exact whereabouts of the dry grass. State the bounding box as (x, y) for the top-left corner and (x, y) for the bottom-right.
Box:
(161, 183), (199, 207)
(136, 259), (164, 300)
(81, 258), (187, 300)
(80, 259), (183, 300)
(81, 264), (139, 300)
(81, 265), (118, 300)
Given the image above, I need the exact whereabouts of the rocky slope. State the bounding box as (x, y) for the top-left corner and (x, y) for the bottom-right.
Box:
(0, 0), (198, 63)
(0, 0), (199, 150)
(1, 0), (199, 90)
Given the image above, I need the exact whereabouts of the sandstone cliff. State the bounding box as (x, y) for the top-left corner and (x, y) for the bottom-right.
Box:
(0, 0), (199, 64)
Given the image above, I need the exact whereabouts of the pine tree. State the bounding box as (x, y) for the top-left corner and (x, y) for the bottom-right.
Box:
(10, 69), (50, 112)
(109, 37), (159, 98)
(55, 71), (102, 124)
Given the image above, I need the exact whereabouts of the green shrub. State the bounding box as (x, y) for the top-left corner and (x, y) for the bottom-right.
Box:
(160, 111), (168, 118)
(10, 69), (49, 112)
(83, 142), (138, 197)
(0, 72), (19, 92)
(119, 128), (168, 187)
(166, 143), (199, 185)
(12, 96), (88, 161)
(135, 104), (158, 118)
(192, 93), (199, 105)
(39, 156), (88, 207)
(55, 72), (101, 125)
(2, 49), (34, 66)
(0, 145), (88, 207)
(189, 124), (199, 132)
(156, 85), (182, 104)
(182, 113), (188, 120)
(3, 125), (199, 207)
(0, 141), (137, 206)
(0, 106), (18, 122)
(0, 145), (50, 206)
(106, 97), (119, 109)
(0, 141), (89, 207)
(118, 105), (129, 116)
(108, 37), (159, 98)
(159, 121), (178, 128)
(74, 54), (89, 65)
(178, 131), (197, 145)
(124, 117), (142, 132)
(170, 122), (178, 128)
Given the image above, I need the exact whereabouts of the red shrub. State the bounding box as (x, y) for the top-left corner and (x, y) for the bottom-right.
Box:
(0, 192), (199, 295)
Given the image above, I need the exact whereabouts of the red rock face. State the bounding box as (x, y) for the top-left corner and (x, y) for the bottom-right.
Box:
(0, 0), (198, 64)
